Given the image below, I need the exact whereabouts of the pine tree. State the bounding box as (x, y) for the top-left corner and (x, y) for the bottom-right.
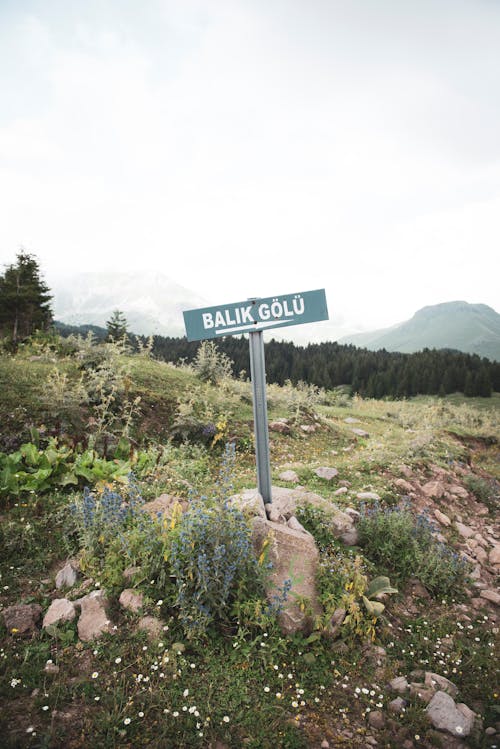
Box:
(106, 310), (129, 341)
(0, 251), (53, 343)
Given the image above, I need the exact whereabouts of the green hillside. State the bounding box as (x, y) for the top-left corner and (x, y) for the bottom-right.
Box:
(340, 301), (500, 361)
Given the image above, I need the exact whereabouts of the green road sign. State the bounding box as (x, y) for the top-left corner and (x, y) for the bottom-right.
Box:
(183, 288), (329, 341)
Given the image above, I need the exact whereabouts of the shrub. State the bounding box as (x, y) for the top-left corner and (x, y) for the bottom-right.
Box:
(164, 444), (266, 638)
(357, 501), (471, 597)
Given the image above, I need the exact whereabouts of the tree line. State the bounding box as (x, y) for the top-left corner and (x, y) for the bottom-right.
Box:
(2, 252), (498, 399)
(149, 334), (499, 398)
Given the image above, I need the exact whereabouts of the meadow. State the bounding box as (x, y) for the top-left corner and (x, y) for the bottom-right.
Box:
(0, 335), (498, 748)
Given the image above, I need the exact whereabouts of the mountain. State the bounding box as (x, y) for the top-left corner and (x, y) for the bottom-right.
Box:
(51, 271), (209, 338)
(339, 301), (500, 361)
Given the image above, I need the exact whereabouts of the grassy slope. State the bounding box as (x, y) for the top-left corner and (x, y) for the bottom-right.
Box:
(0, 353), (499, 748)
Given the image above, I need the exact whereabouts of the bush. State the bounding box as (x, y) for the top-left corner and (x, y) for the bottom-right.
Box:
(357, 501), (471, 597)
(165, 445), (264, 638)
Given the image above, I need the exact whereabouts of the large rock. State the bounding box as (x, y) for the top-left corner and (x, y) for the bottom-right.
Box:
(426, 691), (475, 737)
(76, 591), (113, 641)
(421, 480), (446, 499)
(43, 599), (76, 628)
(269, 420), (292, 434)
(279, 470), (300, 483)
(2, 603), (42, 635)
(252, 516), (321, 634)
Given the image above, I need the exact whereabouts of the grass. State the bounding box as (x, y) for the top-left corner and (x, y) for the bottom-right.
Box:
(1, 345), (499, 747)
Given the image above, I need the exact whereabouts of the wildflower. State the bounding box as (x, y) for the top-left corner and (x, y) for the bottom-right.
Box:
(173, 711), (179, 717)
(124, 718), (131, 725)
(223, 715), (230, 723)
(138, 712), (144, 718)
(264, 686), (270, 692)
(183, 689), (189, 697)
(42, 705), (49, 711)
(115, 657), (122, 664)
(91, 672), (99, 679)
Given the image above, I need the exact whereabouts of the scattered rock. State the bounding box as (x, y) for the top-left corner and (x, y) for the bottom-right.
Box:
(448, 484), (469, 498)
(229, 489), (267, 520)
(2, 603), (42, 635)
(426, 691), (475, 738)
(389, 676), (409, 694)
(123, 566), (141, 582)
(356, 492), (380, 501)
(77, 591), (113, 642)
(334, 487), (348, 496)
(55, 561), (79, 590)
(480, 589), (500, 606)
(286, 516), (308, 533)
(454, 521), (475, 539)
(368, 710), (385, 729)
(434, 509), (452, 526)
(279, 470), (300, 482)
(351, 428), (369, 438)
(300, 424), (317, 433)
(394, 478), (414, 493)
(488, 546), (500, 566)
(119, 589), (144, 612)
(422, 480), (446, 499)
(424, 672), (458, 698)
(314, 467), (339, 481)
(269, 420), (292, 434)
(328, 607), (346, 639)
(340, 527), (359, 546)
(388, 697), (406, 714)
(137, 616), (163, 639)
(344, 417), (360, 423)
(43, 598), (76, 628)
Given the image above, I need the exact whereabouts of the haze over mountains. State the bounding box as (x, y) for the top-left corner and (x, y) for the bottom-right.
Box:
(339, 302), (500, 361)
(52, 272), (500, 361)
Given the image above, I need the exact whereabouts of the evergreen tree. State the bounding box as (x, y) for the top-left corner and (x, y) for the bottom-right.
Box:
(0, 251), (52, 343)
(106, 309), (128, 341)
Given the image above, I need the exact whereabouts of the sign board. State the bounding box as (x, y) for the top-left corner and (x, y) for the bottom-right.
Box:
(183, 289), (329, 504)
(183, 288), (328, 342)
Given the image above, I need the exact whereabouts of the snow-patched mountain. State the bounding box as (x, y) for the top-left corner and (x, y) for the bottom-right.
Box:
(51, 271), (209, 337)
(339, 301), (500, 361)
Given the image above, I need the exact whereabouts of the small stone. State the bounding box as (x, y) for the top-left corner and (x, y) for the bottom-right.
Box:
(314, 467), (339, 481)
(300, 424), (316, 433)
(485, 727), (496, 736)
(119, 589), (144, 612)
(448, 484), (469, 498)
(55, 562), (79, 590)
(488, 546), (500, 566)
(123, 566), (141, 582)
(351, 428), (369, 437)
(368, 711), (385, 729)
(269, 421), (291, 434)
(356, 492), (380, 501)
(388, 697), (406, 714)
(44, 661), (60, 675)
(77, 592), (113, 641)
(334, 487), (348, 496)
(389, 676), (409, 694)
(43, 598), (76, 628)
(394, 478), (414, 493)
(434, 509), (451, 526)
(344, 417), (360, 423)
(480, 589), (500, 606)
(2, 603), (42, 635)
(321, 741), (330, 748)
(279, 470), (299, 482)
(137, 616), (163, 639)
(454, 521), (475, 539)
(421, 480), (446, 499)
(424, 672), (458, 698)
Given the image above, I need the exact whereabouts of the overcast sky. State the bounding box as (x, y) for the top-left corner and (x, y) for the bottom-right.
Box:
(1, 0), (499, 332)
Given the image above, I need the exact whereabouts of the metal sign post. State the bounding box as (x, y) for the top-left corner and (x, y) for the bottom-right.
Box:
(183, 289), (329, 504)
(248, 330), (272, 503)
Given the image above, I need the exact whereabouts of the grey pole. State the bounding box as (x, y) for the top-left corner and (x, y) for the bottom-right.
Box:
(248, 330), (272, 503)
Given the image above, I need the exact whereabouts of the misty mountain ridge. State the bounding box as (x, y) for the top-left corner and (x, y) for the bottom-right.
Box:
(339, 301), (500, 361)
(52, 273), (499, 360)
